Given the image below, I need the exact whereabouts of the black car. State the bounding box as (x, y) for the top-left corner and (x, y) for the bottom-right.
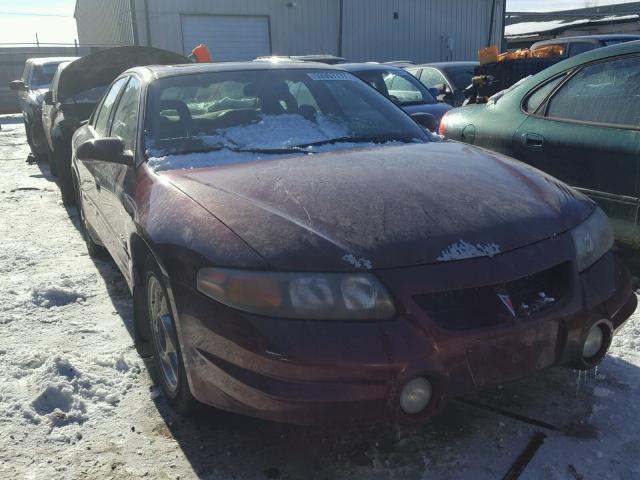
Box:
(41, 46), (186, 204)
(341, 63), (451, 130)
(9, 57), (79, 160)
(407, 62), (478, 107)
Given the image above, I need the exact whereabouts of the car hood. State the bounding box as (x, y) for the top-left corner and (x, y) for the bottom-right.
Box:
(57, 46), (187, 102)
(162, 142), (594, 272)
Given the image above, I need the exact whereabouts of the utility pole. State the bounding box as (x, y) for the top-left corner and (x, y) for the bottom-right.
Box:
(35, 32), (40, 50)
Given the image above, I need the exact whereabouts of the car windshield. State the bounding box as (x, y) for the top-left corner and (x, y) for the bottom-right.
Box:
(145, 68), (430, 167)
(353, 69), (436, 106)
(30, 63), (60, 89)
(445, 65), (476, 90)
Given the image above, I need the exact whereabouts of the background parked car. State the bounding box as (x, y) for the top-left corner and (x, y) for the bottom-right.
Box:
(407, 61), (478, 107)
(341, 63), (452, 130)
(9, 57), (79, 160)
(42, 46), (187, 204)
(439, 41), (640, 250)
(530, 34), (640, 59)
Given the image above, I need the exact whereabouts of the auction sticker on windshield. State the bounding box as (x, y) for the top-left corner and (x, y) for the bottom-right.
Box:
(307, 72), (355, 81)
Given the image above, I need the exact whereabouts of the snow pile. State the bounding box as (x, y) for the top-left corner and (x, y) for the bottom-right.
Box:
(0, 351), (140, 436)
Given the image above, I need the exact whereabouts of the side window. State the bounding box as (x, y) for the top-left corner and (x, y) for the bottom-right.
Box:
(569, 42), (595, 57)
(93, 77), (128, 136)
(420, 68), (447, 88)
(546, 56), (640, 127)
(524, 75), (566, 113)
(110, 77), (142, 151)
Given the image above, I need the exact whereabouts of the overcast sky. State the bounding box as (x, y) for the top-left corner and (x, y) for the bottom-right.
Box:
(0, 0), (639, 44)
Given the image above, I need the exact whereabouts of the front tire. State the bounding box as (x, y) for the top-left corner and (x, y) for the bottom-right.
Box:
(145, 256), (195, 414)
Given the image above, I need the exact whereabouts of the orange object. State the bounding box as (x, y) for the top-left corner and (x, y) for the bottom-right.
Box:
(191, 44), (212, 63)
(479, 45), (499, 65)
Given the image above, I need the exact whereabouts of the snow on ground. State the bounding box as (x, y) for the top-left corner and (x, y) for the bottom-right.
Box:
(1, 114), (640, 479)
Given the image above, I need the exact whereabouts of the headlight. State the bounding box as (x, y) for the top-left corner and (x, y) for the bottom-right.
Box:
(197, 268), (396, 320)
(570, 207), (614, 272)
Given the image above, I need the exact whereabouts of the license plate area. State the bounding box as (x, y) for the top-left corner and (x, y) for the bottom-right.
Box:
(466, 321), (559, 388)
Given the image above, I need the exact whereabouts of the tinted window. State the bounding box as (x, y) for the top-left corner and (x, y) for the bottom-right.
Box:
(445, 65), (476, 90)
(546, 56), (640, 127)
(110, 77), (141, 151)
(145, 69), (429, 161)
(355, 69), (435, 106)
(525, 76), (565, 113)
(419, 68), (448, 88)
(569, 42), (595, 57)
(93, 77), (128, 136)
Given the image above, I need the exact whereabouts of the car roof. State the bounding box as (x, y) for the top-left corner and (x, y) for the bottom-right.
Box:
(136, 61), (343, 79)
(340, 63), (405, 72)
(532, 34), (640, 48)
(412, 61), (479, 69)
(27, 57), (80, 66)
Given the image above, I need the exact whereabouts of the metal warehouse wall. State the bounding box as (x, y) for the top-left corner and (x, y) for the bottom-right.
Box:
(130, 0), (341, 56)
(75, 0), (505, 62)
(74, 0), (134, 47)
(342, 0), (505, 62)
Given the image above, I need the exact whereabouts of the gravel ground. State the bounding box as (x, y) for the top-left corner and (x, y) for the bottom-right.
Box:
(1, 114), (640, 480)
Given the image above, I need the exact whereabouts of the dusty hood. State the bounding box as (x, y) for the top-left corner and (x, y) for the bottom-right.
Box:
(58, 46), (187, 102)
(163, 142), (594, 271)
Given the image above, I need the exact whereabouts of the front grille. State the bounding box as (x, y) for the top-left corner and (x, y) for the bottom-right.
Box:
(413, 262), (570, 331)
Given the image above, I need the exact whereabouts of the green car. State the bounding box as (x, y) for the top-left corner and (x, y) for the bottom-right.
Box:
(440, 41), (640, 249)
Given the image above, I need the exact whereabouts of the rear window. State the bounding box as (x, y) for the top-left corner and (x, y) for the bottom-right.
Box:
(29, 63), (60, 89)
(354, 69), (436, 106)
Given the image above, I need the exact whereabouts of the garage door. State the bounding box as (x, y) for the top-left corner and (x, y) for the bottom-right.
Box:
(181, 15), (271, 62)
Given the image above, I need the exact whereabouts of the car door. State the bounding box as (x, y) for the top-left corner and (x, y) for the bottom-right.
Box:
(99, 75), (142, 277)
(513, 54), (640, 245)
(76, 76), (129, 249)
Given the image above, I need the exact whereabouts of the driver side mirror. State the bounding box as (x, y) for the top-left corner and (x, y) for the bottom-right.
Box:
(9, 80), (26, 91)
(411, 112), (438, 132)
(43, 91), (54, 105)
(76, 138), (133, 166)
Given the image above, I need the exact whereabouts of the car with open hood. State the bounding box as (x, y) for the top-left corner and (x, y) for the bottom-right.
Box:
(9, 57), (78, 160)
(41, 46), (187, 204)
(438, 41), (640, 251)
(70, 61), (635, 424)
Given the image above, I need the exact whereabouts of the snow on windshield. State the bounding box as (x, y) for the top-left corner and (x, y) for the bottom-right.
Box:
(146, 113), (382, 172)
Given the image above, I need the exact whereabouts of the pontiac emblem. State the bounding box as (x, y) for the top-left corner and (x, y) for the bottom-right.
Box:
(497, 293), (516, 318)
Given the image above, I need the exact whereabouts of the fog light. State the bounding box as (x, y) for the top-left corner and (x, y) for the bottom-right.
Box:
(399, 377), (432, 414)
(583, 324), (605, 359)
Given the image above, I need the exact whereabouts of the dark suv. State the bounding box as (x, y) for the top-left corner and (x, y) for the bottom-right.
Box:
(10, 57), (79, 160)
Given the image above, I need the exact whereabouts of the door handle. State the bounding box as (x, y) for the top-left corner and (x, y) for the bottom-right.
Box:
(521, 133), (545, 149)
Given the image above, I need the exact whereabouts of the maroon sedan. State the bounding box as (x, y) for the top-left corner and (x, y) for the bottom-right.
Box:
(70, 62), (635, 424)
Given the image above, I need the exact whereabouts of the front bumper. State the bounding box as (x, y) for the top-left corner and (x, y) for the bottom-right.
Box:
(171, 242), (635, 425)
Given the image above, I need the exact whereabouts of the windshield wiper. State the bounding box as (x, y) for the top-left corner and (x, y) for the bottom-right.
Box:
(293, 135), (407, 149)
